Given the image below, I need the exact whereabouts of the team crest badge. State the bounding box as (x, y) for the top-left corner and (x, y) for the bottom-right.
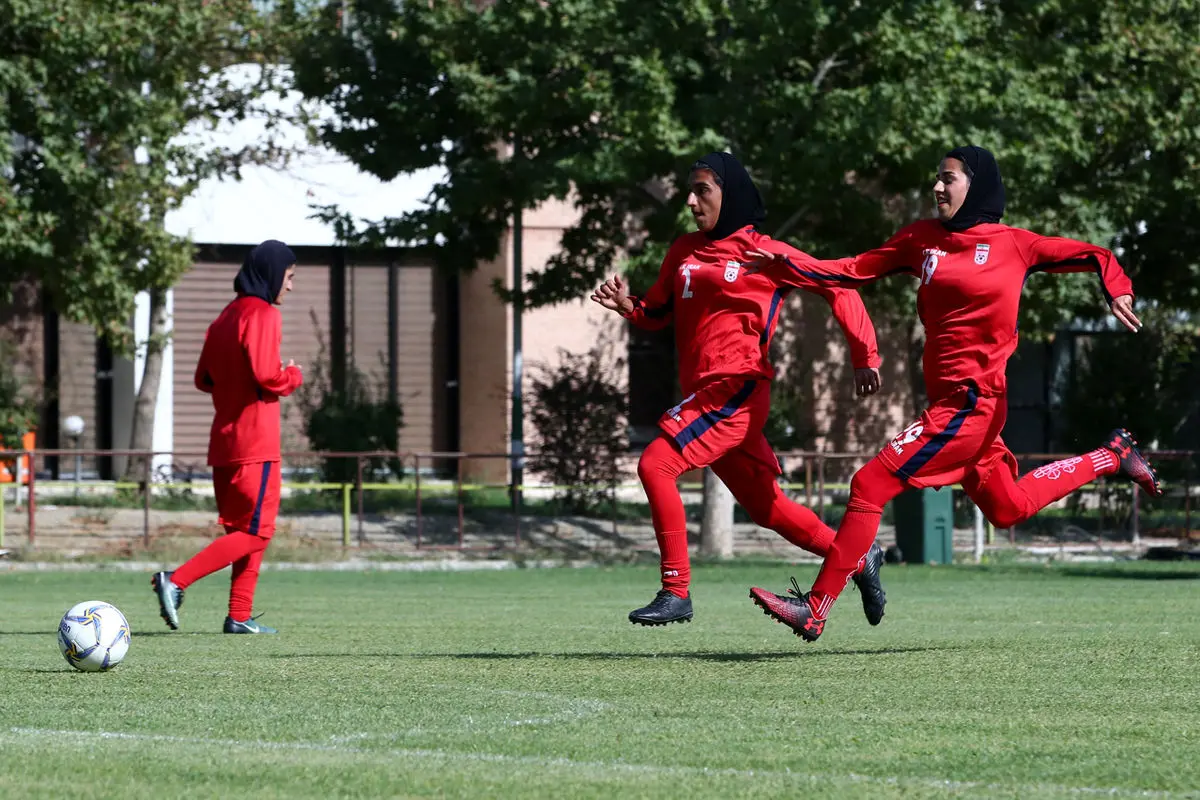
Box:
(724, 261), (740, 282)
(974, 243), (990, 265)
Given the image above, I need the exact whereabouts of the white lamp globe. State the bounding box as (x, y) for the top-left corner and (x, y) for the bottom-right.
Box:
(62, 415), (85, 438)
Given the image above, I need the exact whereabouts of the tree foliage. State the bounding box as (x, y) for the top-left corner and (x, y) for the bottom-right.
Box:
(1063, 311), (1200, 455)
(0, 0), (294, 350)
(291, 0), (1200, 333)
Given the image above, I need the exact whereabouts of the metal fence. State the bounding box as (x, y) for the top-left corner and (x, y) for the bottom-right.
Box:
(1, 447), (1197, 555)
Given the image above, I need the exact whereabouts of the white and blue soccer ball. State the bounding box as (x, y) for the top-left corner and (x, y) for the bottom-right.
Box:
(57, 601), (131, 672)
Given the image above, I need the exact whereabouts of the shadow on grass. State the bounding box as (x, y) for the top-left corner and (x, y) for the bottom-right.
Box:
(271, 645), (956, 662)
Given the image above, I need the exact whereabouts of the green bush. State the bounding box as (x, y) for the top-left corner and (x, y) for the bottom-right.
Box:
(294, 317), (403, 484)
(0, 337), (40, 447)
(528, 345), (627, 514)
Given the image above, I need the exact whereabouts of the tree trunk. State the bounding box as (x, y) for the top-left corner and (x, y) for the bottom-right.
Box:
(123, 287), (169, 483)
(906, 319), (927, 418)
(700, 467), (734, 559)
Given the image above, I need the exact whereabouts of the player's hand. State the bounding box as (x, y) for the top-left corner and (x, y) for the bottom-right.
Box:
(742, 248), (786, 274)
(1111, 294), (1142, 333)
(590, 275), (634, 315)
(287, 359), (301, 371)
(855, 367), (881, 397)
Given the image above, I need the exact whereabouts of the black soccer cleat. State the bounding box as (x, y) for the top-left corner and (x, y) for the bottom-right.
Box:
(851, 541), (887, 626)
(151, 570), (184, 630)
(223, 614), (278, 634)
(629, 590), (693, 626)
(1105, 428), (1163, 497)
(749, 578), (824, 642)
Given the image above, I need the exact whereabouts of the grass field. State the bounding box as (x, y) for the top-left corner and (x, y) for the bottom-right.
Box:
(2, 562), (1198, 799)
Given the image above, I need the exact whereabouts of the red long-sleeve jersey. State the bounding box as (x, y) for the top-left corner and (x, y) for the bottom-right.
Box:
(762, 219), (1134, 400)
(623, 227), (881, 395)
(194, 295), (303, 466)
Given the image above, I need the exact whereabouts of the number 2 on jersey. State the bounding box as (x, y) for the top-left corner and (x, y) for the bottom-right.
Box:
(681, 265), (700, 299)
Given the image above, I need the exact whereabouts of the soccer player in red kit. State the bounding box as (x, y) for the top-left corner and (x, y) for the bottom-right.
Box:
(744, 145), (1162, 642)
(151, 239), (303, 634)
(592, 152), (889, 627)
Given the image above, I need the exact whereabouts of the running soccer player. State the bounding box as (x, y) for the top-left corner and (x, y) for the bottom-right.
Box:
(151, 239), (303, 634)
(592, 151), (888, 627)
(744, 145), (1162, 642)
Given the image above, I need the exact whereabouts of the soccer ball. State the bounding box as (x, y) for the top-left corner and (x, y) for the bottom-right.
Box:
(57, 601), (131, 672)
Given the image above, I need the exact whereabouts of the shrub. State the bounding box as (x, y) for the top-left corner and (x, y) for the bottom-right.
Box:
(293, 317), (403, 484)
(528, 345), (627, 514)
(0, 337), (40, 447)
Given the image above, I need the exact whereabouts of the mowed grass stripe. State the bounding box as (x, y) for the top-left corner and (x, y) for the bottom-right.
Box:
(1, 563), (1197, 799)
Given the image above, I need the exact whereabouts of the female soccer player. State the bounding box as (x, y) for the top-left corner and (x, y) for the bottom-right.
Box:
(592, 151), (888, 627)
(151, 239), (303, 634)
(745, 145), (1162, 642)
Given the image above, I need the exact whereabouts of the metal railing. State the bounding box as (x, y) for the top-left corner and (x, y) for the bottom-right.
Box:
(0, 447), (1196, 554)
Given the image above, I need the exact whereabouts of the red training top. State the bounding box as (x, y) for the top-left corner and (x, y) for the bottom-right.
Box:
(622, 226), (881, 395)
(194, 295), (303, 466)
(762, 219), (1134, 401)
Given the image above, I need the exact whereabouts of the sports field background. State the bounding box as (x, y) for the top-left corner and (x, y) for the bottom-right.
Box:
(2, 562), (1198, 799)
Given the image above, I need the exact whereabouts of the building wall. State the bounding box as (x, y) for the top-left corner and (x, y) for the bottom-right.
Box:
(457, 246), (511, 482)
(454, 196), (631, 484)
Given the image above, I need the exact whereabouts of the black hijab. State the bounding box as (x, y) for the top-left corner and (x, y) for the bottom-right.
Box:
(694, 151), (767, 240)
(942, 145), (1006, 232)
(233, 239), (296, 304)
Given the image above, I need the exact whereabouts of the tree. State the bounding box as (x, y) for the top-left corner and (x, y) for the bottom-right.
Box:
(290, 0), (1200, 529)
(0, 0), (295, 477)
(291, 0), (1198, 312)
(1063, 310), (1200, 455)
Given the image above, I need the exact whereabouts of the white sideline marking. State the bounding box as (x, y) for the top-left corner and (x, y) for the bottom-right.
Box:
(326, 689), (609, 740)
(5, 727), (1191, 798)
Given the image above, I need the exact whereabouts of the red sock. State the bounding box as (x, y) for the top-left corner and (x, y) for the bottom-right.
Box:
(638, 437), (693, 598)
(763, 493), (835, 556)
(809, 458), (907, 619)
(1016, 449), (1116, 507)
(970, 449), (1117, 528)
(172, 531), (266, 590)
(229, 543), (268, 622)
(713, 451), (834, 557)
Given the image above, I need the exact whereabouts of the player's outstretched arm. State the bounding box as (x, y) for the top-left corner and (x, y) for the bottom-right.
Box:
(592, 239), (686, 331)
(743, 228), (919, 290)
(814, 286), (883, 397)
(1012, 229), (1140, 332)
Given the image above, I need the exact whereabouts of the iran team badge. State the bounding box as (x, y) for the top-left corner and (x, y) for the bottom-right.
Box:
(974, 243), (990, 265)
(724, 261), (740, 282)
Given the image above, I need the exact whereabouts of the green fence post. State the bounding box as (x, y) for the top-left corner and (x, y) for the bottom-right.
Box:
(342, 483), (351, 547)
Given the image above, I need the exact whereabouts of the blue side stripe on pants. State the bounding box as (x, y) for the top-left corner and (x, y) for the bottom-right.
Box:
(248, 462), (273, 536)
(673, 380), (757, 449)
(895, 387), (979, 480)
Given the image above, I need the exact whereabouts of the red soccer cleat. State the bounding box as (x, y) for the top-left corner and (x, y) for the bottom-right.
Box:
(1104, 429), (1163, 497)
(749, 577), (825, 642)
